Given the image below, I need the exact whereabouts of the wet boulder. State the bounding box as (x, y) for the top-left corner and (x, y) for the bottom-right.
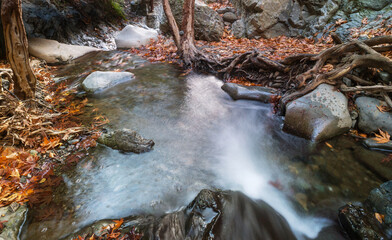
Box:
(81, 71), (135, 93)
(64, 189), (296, 240)
(29, 38), (100, 64)
(221, 83), (277, 103)
(0, 203), (27, 240)
(283, 84), (352, 142)
(338, 203), (387, 240)
(363, 138), (392, 151)
(356, 97), (392, 134)
(161, 0), (224, 41)
(115, 25), (158, 49)
(368, 181), (392, 224)
(98, 129), (154, 153)
(339, 181), (392, 239)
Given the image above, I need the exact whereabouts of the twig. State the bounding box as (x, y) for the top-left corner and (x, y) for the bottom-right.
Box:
(346, 74), (373, 86)
(3, 88), (20, 101)
(340, 85), (392, 92)
(381, 92), (392, 108)
(27, 127), (86, 137)
(29, 99), (60, 113)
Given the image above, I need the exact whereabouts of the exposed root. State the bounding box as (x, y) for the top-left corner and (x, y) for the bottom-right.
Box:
(190, 36), (392, 111)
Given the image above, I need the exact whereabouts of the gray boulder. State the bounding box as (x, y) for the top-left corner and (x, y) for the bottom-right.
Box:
(359, 0), (392, 11)
(0, 203), (27, 240)
(161, 0), (224, 41)
(229, 0), (392, 40)
(29, 38), (100, 64)
(283, 84), (352, 142)
(232, 19), (246, 38)
(223, 12), (238, 23)
(82, 71), (135, 93)
(115, 25), (158, 49)
(232, 0), (291, 38)
(216, 7), (236, 14)
(221, 83), (277, 103)
(356, 97), (392, 134)
(98, 129), (154, 153)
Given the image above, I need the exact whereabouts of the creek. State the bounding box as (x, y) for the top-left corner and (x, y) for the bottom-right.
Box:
(21, 50), (387, 240)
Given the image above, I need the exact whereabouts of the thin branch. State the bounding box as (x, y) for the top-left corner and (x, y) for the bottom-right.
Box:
(345, 74), (373, 86)
(340, 85), (392, 92)
(381, 92), (392, 108)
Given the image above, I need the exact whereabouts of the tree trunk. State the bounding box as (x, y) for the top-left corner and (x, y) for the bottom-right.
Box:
(180, 0), (197, 67)
(162, 0), (198, 67)
(162, 0), (180, 48)
(1, 0), (36, 99)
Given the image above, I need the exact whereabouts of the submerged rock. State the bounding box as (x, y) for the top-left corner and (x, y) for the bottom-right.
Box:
(283, 84), (352, 142)
(115, 25), (158, 49)
(221, 83), (277, 103)
(0, 203), (27, 240)
(356, 97), (392, 134)
(339, 181), (392, 239)
(353, 147), (392, 181)
(63, 189), (296, 240)
(28, 38), (100, 64)
(98, 129), (154, 153)
(81, 71), (135, 93)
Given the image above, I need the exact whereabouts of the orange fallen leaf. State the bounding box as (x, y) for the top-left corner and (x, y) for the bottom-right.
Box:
(113, 218), (124, 231)
(335, 19), (348, 26)
(375, 213), (384, 223)
(377, 105), (389, 113)
(373, 129), (390, 144)
(325, 142), (333, 149)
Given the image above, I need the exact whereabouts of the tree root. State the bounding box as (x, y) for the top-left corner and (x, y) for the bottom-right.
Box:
(191, 36), (392, 111)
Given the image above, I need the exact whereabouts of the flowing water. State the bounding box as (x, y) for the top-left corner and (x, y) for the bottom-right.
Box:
(21, 51), (388, 240)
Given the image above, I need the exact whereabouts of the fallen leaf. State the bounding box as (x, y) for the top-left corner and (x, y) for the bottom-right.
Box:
(373, 129), (390, 144)
(375, 213), (384, 223)
(325, 142), (333, 149)
(113, 218), (124, 231)
(377, 105), (389, 113)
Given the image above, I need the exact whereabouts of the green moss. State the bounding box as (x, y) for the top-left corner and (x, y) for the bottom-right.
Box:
(110, 0), (126, 19)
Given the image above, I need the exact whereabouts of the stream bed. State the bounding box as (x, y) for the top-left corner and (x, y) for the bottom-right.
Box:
(21, 51), (388, 240)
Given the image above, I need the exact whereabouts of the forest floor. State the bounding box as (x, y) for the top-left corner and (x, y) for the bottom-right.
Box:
(0, 59), (105, 223)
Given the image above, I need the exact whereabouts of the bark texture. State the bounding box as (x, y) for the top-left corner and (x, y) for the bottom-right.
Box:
(1, 0), (36, 99)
